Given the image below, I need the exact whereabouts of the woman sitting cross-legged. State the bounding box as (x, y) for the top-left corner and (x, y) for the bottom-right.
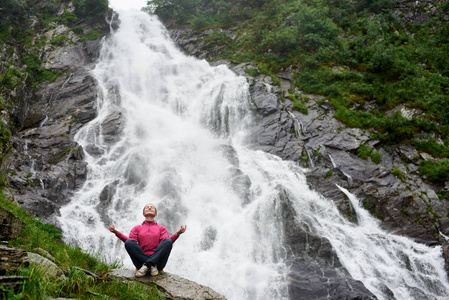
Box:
(108, 203), (187, 277)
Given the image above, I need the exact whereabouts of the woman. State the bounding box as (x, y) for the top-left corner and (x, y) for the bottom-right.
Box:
(108, 203), (187, 277)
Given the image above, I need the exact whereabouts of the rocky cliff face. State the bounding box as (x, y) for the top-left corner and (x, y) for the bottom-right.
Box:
(1, 0), (112, 225)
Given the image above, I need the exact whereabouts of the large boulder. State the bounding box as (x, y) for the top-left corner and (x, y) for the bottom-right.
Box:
(109, 269), (226, 300)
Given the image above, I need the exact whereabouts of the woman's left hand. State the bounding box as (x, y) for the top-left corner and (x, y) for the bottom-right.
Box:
(176, 225), (187, 236)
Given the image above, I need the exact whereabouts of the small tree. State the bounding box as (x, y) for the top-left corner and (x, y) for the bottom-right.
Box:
(73, 0), (108, 19)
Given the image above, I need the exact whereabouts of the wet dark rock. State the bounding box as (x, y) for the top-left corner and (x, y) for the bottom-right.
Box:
(229, 168), (252, 206)
(443, 244), (449, 274)
(200, 226), (218, 251)
(0, 208), (26, 241)
(279, 187), (376, 299)
(96, 182), (118, 225)
(3, 3), (106, 226)
(251, 82), (279, 115)
(217, 144), (253, 205)
(0, 246), (29, 274)
(101, 110), (124, 144)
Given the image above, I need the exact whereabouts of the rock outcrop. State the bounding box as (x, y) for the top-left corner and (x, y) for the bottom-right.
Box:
(0, 207), (26, 241)
(0, 246), (29, 274)
(393, 0), (449, 24)
(1, 1), (112, 226)
(109, 269), (226, 300)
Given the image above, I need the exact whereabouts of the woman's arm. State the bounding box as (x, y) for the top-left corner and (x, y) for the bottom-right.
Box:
(168, 225), (187, 242)
(108, 224), (129, 243)
(176, 225), (187, 236)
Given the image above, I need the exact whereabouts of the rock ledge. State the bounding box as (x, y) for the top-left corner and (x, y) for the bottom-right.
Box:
(109, 269), (226, 300)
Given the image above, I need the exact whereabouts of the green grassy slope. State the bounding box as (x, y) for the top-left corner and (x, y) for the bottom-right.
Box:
(1, 194), (165, 299)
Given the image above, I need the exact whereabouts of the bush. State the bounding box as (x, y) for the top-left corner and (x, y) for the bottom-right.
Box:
(357, 144), (372, 159)
(148, 0), (200, 23)
(50, 34), (68, 46)
(0, 0), (25, 20)
(73, 0), (108, 19)
(0, 67), (22, 90)
(392, 167), (404, 180)
(61, 10), (78, 25)
(357, 144), (381, 163)
(85, 29), (102, 40)
(414, 139), (449, 158)
(419, 160), (449, 184)
(71, 25), (83, 34)
(289, 94), (308, 115)
(371, 151), (382, 163)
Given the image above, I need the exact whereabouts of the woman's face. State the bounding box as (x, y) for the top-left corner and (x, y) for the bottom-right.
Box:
(143, 203), (157, 217)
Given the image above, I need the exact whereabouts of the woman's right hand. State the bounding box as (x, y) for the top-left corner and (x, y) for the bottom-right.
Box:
(108, 224), (118, 233)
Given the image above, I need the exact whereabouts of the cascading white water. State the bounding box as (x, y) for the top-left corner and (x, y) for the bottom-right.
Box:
(59, 9), (449, 300)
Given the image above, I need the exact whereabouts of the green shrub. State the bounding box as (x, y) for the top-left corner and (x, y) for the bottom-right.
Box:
(43, 1), (58, 15)
(392, 167), (405, 181)
(371, 151), (382, 163)
(73, 0), (108, 19)
(419, 160), (449, 184)
(357, 143), (381, 163)
(357, 144), (372, 159)
(414, 139), (449, 158)
(71, 25), (83, 34)
(39, 69), (61, 83)
(0, 0), (25, 20)
(148, 0), (201, 23)
(289, 94), (308, 115)
(61, 10), (78, 25)
(0, 67), (22, 90)
(245, 67), (260, 77)
(0, 121), (11, 156)
(85, 29), (102, 40)
(50, 34), (68, 46)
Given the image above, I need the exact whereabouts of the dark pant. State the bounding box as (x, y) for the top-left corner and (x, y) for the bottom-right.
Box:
(124, 238), (173, 271)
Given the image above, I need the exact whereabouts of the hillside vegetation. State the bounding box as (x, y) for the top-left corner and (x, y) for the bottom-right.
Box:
(148, 0), (449, 187)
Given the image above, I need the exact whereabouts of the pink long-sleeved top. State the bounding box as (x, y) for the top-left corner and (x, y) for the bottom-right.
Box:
(115, 220), (179, 255)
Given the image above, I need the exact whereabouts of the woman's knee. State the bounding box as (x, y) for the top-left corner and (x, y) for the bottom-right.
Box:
(125, 239), (138, 250)
(162, 238), (173, 248)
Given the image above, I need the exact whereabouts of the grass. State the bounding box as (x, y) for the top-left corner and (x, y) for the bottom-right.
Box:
(0, 194), (165, 300)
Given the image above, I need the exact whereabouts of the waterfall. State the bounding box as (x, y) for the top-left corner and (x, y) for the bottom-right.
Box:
(58, 9), (449, 300)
